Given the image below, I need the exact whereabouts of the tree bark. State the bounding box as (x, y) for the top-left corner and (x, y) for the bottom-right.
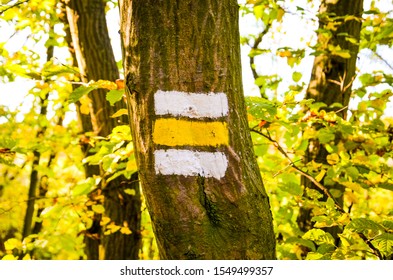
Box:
(306, 0), (363, 114)
(298, 0), (364, 237)
(120, 0), (276, 259)
(64, 0), (141, 260)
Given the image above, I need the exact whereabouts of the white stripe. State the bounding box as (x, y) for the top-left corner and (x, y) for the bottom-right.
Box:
(154, 90), (228, 119)
(154, 149), (228, 179)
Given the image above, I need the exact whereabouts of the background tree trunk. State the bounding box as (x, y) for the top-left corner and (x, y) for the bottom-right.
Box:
(64, 0), (141, 260)
(22, 37), (54, 240)
(298, 0), (364, 238)
(120, 0), (276, 259)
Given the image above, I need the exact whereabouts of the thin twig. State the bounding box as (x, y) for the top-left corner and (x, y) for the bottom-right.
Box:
(358, 232), (384, 260)
(249, 22), (272, 81)
(374, 51), (393, 72)
(0, 0), (29, 15)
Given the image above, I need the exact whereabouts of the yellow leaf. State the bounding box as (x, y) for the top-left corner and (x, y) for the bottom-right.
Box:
(124, 188), (136, 195)
(100, 216), (111, 226)
(311, 161), (323, 169)
(342, 181), (361, 192)
(277, 7), (285, 22)
(111, 109), (128, 118)
(92, 204), (105, 214)
(120, 227), (132, 235)
(327, 153), (340, 165)
(22, 254), (31, 260)
(4, 238), (20, 251)
(2, 254), (18, 260)
(334, 50), (351, 59)
(278, 50), (291, 57)
(107, 223), (121, 233)
(315, 170), (326, 182)
(79, 95), (91, 115)
(326, 21), (339, 31)
(90, 79), (117, 90)
(337, 213), (350, 225)
(53, 125), (66, 134)
(126, 160), (137, 171)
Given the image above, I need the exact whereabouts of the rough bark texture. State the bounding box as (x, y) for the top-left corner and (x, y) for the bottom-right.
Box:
(306, 0), (363, 114)
(298, 0), (364, 236)
(64, 0), (141, 260)
(120, 0), (276, 259)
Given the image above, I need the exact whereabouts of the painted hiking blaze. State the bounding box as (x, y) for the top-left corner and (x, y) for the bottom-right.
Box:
(153, 90), (229, 179)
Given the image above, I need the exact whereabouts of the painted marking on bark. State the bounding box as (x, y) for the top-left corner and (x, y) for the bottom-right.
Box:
(153, 118), (228, 147)
(154, 149), (228, 179)
(153, 90), (230, 179)
(154, 90), (228, 119)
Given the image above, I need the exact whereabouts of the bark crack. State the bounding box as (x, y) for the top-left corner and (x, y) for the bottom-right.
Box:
(198, 174), (220, 226)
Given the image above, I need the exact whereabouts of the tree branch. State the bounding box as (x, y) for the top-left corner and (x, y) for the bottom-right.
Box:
(0, 0), (29, 15)
(358, 232), (384, 260)
(248, 23), (272, 99)
(374, 50), (393, 72)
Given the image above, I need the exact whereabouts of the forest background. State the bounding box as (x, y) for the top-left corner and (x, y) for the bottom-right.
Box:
(0, 0), (393, 260)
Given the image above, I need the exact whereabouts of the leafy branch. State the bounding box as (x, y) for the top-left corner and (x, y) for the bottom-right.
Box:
(250, 126), (345, 213)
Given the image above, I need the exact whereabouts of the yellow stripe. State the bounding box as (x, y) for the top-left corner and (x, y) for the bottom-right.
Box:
(153, 118), (229, 147)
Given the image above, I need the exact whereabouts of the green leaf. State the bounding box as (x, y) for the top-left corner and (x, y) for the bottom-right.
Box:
(278, 173), (302, 196)
(378, 182), (393, 191)
(382, 220), (393, 231)
(347, 218), (385, 237)
(317, 243), (335, 255)
(286, 237), (316, 252)
(303, 229), (335, 245)
(317, 128), (335, 144)
(305, 252), (324, 260)
(346, 166), (359, 180)
(292, 71), (302, 82)
(69, 85), (95, 103)
(0, 138), (17, 149)
(106, 89), (124, 106)
(42, 64), (78, 78)
(72, 178), (95, 196)
(371, 233), (393, 258)
(279, 181), (303, 196)
(245, 96), (278, 121)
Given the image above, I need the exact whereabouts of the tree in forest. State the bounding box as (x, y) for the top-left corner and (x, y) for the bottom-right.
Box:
(63, 0), (141, 259)
(297, 0), (364, 239)
(119, 0), (276, 259)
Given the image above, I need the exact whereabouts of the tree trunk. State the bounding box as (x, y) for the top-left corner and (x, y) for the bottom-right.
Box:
(306, 0), (364, 114)
(298, 0), (364, 237)
(120, 0), (276, 259)
(22, 40), (54, 240)
(64, 0), (141, 260)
